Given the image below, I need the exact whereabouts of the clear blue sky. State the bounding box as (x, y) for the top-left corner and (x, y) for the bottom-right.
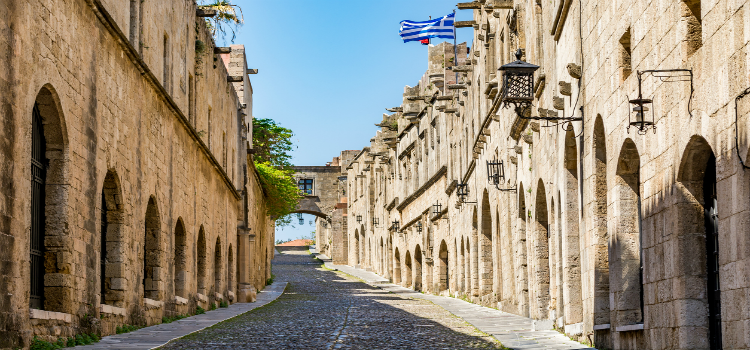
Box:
(229, 1), (473, 242)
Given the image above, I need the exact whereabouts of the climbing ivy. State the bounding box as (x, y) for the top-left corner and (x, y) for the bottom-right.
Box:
(255, 162), (300, 221)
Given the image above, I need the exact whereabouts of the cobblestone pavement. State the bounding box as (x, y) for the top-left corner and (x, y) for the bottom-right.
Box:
(160, 250), (505, 350)
(316, 253), (594, 350)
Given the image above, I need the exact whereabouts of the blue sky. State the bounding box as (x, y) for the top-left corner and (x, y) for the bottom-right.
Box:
(229, 1), (473, 241)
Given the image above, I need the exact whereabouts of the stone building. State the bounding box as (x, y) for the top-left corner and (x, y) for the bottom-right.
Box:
(292, 151), (358, 264)
(343, 0), (750, 349)
(0, 1), (274, 348)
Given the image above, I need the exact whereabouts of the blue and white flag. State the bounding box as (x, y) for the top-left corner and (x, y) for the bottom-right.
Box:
(400, 13), (455, 43)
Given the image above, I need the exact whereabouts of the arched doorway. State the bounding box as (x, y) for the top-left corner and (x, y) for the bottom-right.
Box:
(100, 170), (126, 308)
(517, 182), (529, 316)
(592, 116), (610, 327)
(394, 248), (401, 284)
(197, 227), (207, 295)
(30, 86), (71, 312)
(675, 136), (721, 348)
(438, 240), (449, 292)
(174, 218), (188, 298)
(562, 128), (582, 324)
(414, 245), (423, 291)
(533, 180), (551, 320)
(480, 191), (493, 296)
(354, 229), (360, 266)
(214, 237), (223, 295)
(143, 197), (162, 300)
(404, 250), (413, 288)
(611, 139), (643, 327)
(471, 208), (479, 296)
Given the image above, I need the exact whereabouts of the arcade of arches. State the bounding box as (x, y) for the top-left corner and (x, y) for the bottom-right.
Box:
(0, 2), (275, 348)
(337, 8), (750, 348)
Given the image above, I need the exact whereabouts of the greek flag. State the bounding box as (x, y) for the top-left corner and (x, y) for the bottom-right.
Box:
(400, 13), (455, 43)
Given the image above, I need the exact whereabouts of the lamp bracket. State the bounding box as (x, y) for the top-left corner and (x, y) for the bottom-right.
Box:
(628, 69), (694, 134)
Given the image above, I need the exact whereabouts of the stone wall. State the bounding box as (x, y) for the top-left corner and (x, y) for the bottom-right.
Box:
(341, 0), (750, 349)
(0, 1), (273, 348)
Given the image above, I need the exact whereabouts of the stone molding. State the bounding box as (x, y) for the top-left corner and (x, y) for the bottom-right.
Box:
(143, 298), (163, 310)
(174, 296), (189, 305)
(29, 309), (73, 323)
(195, 293), (209, 303)
(615, 324), (644, 332)
(99, 304), (127, 316)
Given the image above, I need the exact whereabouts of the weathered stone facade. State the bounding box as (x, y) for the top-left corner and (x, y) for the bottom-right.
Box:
(342, 0), (750, 349)
(0, 1), (274, 348)
(292, 151), (358, 264)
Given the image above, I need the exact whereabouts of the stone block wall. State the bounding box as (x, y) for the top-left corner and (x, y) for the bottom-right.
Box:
(0, 1), (273, 348)
(336, 0), (750, 349)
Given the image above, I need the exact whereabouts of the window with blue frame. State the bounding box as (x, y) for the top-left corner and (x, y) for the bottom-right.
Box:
(298, 179), (313, 195)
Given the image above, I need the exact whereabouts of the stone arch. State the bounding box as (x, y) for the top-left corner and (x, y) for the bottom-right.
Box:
(30, 85), (72, 312)
(143, 196), (162, 300)
(174, 218), (188, 298)
(563, 128), (582, 324)
(611, 138), (643, 327)
(404, 250), (413, 288)
(480, 190), (493, 296)
(414, 245), (423, 291)
(471, 207), (479, 296)
(354, 229), (360, 266)
(674, 135), (720, 346)
(197, 226), (207, 295)
(533, 180), (551, 320)
(438, 240), (449, 292)
(214, 236), (222, 295)
(593, 115), (610, 327)
(100, 170), (127, 308)
(393, 247), (401, 284)
(517, 182), (529, 316)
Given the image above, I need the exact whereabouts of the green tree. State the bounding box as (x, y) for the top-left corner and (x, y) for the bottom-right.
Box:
(253, 118), (295, 169)
(251, 118), (298, 227)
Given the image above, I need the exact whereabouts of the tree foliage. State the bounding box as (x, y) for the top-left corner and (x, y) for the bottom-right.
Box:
(197, 0), (244, 43)
(251, 118), (298, 225)
(255, 162), (300, 220)
(253, 118), (295, 169)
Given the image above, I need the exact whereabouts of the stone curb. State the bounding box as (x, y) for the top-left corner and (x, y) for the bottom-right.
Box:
(74, 281), (288, 350)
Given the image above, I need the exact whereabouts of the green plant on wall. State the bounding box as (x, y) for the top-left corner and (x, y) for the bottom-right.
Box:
(197, 0), (244, 43)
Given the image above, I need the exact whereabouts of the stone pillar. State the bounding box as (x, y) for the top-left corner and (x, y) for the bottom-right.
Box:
(236, 228), (256, 303)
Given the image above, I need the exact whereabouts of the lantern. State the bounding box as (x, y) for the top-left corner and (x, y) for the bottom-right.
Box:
(297, 213), (303, 226)
(416, 221), (423, 233)
(457, 183), (469, 201)
(372, 217), (379, 227)
(486, 159), (505, 187)
(356, 215), (362, 223)
(499, 49), (540, 116)
(392, 220), (400, 231)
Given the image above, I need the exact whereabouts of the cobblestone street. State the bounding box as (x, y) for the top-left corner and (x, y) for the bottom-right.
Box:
(160, 250), (505, 350)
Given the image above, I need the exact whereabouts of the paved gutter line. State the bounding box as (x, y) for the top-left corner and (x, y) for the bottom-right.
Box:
(77, 281), (288, 350)
(153, 282), (288, 349)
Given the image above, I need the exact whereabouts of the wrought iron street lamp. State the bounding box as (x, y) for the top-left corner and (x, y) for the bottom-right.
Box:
(297, 213), (303, 226)
(487, 159), (516, 192)
(499, 49), (539, 116)
(392, 220), (400, 231)
(416, 221), (423, 233)
(629, 69), (693, 135)
(372, 217), (379, 227)
(356, 215), (362, 224)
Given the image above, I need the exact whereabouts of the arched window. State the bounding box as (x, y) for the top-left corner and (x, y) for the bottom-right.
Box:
(29, 103), (46, 310)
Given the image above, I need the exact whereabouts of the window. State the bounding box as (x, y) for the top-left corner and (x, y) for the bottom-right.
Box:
(619, 29), (632, 82)
(298, 179), (313, 195)
(30, 103), (46, 310)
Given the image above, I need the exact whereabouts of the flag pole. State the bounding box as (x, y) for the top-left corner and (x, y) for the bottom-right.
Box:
(453, 9), (458, 86)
